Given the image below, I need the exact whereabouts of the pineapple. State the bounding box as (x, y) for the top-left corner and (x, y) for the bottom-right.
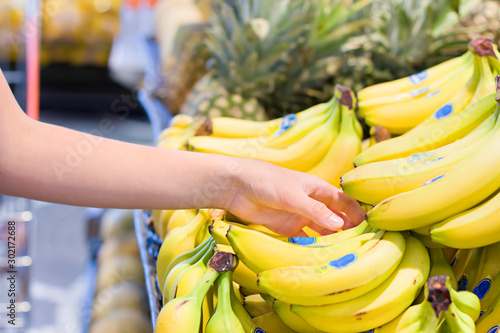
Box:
(181, 73), (267, 120)
(456, 1), (500, 43)
(180, 0), (371, 120)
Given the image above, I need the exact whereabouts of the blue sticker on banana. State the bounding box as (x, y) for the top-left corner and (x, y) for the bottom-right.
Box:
(473, 277), (492, 300)
(433, 102), (454, 120)
(254, 328), (266, 333)
(288, 237), (316, 246)
(313, 253), (358, 275)
(273, 114), (298, 137)
(421, 174), (445, 186)
(409, 71), (429, 85)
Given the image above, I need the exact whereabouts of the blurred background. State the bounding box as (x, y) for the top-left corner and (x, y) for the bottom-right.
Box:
(0, 0), (499, 332)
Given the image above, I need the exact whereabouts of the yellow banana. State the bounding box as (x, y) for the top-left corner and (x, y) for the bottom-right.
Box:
(160, 209), (197, 239)
(430, 189), (500, 249)
(366, 93), (500, 231)
(359, 51), (474, 110)
(469, 49), (497, 106)
(226, 223), (378, 273)
(152, 209), (163, 235)
(413, 53), (482, 129)
(168, 114), (194, 129)
(342, 125), (493, 205)
(233, 260), (265, 296)
(358, 51), (472, 103)
(291, 236), (429, 333)
(210, 218), (369, 247)
(209, 101), (329, 139)
(414, 39), (498, 129)
(257, 231), (406, 306)
(187, 101), (338, 172)
(307, 96), (361, 187)
(354, 92), (497, 166)
(374, 278), (440, 333)
(363, 57), (475, 134)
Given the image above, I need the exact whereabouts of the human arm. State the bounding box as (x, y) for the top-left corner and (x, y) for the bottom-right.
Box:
(0, 70), (365, 236)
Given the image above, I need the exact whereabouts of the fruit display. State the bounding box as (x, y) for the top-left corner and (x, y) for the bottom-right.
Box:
(148, 203), (500, 332)
(139, 37), (500, 329)
(89, 209), (152, 332)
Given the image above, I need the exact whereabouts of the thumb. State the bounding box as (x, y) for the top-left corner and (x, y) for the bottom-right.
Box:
(291, 196), (345, 231)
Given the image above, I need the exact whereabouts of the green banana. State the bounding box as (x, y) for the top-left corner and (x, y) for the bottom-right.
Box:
(162, 238), (215, 305)
(206, 271), (245, 333)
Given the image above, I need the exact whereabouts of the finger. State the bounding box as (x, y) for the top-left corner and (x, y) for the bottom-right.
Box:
(307, 182), (365, 226)
(288, 194), (344, 231)
(329, 207), (357, 230)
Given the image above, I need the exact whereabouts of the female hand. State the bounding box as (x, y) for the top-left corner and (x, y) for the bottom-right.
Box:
(222, 160), (366, 236)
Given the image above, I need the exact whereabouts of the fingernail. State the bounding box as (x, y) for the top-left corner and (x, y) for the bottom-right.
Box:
(328, 215), (344, 231)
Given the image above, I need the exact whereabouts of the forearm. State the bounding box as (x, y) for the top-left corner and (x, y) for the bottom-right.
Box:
(0, 116), (242, 210)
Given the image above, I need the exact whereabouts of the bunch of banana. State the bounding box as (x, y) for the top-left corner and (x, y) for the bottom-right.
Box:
(340, 78), (500, 252)
(214, 215), (431, 332)
(376, 275), (479, 333)
(155, 251), (238, 332)
(357, 37), (500, 135)
(169, 84), (362, 187)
